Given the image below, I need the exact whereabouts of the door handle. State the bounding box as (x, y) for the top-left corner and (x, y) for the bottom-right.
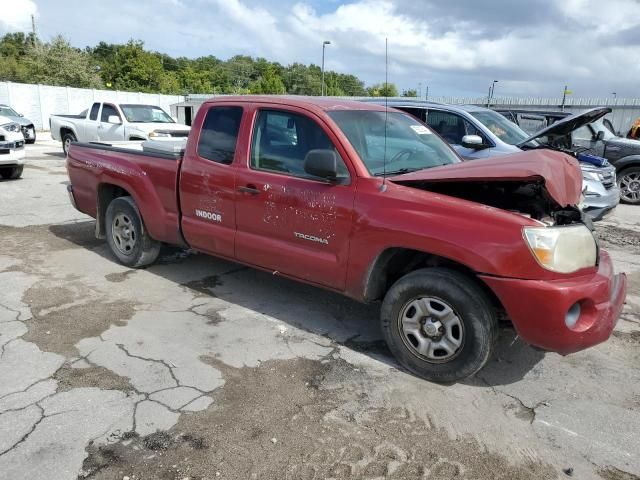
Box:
(238, 185), (261, 195)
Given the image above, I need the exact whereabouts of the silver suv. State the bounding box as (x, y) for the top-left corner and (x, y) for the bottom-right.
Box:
(366, 101), (619, 221)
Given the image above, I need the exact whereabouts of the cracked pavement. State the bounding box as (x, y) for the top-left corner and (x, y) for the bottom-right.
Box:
(0, 140), (639, 479)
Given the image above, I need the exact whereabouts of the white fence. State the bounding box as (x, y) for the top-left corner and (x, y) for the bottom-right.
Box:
(0, 82), (186, 131)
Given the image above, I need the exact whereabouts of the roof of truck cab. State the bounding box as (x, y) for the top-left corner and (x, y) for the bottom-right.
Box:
(201, 95), (391, 113)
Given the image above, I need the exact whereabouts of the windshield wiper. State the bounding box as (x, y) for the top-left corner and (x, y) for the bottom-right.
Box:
(374, 168), (421, 177)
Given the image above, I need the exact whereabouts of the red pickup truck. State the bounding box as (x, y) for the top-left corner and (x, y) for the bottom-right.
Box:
(66, 96), (626, 383)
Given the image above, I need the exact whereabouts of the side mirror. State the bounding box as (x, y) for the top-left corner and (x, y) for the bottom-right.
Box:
(461, 134), (487, 150)
(107, 115), (122, 125)
(18, 113), (24, 117)
(304, 149), (338, 181)
(595, 130), (605, 141)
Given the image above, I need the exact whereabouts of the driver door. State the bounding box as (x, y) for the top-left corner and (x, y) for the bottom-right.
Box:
(97, 104), (125, 141)
(234, 106), (355, 290)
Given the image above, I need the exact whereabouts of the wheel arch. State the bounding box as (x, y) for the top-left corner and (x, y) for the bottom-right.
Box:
(96, 183), (133, 239)
(362, 247), (504, 312)
(60, 126), (76, 140)
(613, 155), (640, 172)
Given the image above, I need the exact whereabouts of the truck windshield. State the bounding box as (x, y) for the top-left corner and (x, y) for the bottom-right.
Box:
(120, 105), (174, 123)
(328, 110), (460, 176)
(470, 110), (531, 145)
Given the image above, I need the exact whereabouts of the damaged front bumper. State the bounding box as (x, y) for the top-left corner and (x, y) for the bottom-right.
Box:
(480, 251), (626, 354)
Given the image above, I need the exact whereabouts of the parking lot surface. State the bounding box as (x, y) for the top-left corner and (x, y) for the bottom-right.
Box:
(1, 140), (639, 480)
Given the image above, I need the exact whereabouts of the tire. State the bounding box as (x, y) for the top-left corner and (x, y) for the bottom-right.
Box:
(0, 165), (23, 180)
(62, 132), (77, 156)
(105, 196), (161, 268)
(26, 130), (36, 144)
(617, 166), (640, 205)
(380, 267), (497, 383)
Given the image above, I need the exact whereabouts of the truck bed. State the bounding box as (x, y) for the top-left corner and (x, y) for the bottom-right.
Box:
(66, 142), (183, 245)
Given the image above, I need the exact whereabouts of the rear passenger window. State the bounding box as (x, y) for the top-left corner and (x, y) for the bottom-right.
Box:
(250, 109), (349, 181)
(426, 110), (484, 145)
(197, 107), (243, 164)
(89, 103), (100, 121)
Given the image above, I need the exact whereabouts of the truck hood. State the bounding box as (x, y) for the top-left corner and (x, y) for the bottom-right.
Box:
(389, 149), (582, 207)
(0, 114), (32, 127)
(516, 107), (612, 147)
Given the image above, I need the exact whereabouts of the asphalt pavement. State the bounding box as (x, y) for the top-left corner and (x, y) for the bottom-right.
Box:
(0, 139), (639, 480)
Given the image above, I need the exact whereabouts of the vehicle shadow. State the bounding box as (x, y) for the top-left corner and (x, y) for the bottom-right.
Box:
(48, 220), (545, 387)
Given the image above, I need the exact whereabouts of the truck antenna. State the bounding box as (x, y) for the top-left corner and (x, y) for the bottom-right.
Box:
(380, 37), (389, 192)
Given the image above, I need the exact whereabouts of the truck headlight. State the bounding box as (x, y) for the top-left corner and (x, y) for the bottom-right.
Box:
(524, 225), (597, 273)
(149, 130), (171, 138)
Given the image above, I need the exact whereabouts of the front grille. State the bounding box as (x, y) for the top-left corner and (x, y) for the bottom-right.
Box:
(0, 140), (24, 151)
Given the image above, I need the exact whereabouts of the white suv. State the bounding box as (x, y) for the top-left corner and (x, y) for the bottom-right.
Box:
(0, 115), (25, 180)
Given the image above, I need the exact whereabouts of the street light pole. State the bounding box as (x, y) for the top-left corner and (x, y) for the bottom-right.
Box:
(321, 40), (331, 96)
(488, 80), (498, 107)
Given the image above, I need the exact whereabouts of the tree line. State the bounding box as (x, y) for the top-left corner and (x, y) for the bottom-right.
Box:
(0, 32), (410, 97)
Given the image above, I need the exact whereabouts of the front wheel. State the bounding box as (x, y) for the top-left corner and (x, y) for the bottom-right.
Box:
(0, 165), (23, 180)
(617, 166), (640, 205)
(105, 196), (161, 268)
(381, 268), (497, 383)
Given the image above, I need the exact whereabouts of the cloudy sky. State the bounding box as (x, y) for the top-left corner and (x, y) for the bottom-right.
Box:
(2, 0), (640, 97)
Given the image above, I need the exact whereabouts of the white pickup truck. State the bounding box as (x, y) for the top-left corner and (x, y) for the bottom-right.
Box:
(50, 102), (190, 155)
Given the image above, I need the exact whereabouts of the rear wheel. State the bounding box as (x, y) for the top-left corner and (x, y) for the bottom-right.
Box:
(381, 268), (497, 383)
(0, 165), (23, 180)
(105, 196), (161, 268)
(62, 132), (77, 156)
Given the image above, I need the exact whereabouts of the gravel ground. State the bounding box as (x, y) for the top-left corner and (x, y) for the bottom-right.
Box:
(0, 140), (639, 480)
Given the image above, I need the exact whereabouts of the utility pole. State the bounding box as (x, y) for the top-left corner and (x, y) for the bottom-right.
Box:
(561, 85), (568, 111)
(487, 80), (498, 107)
(425, 85), (429, 101)
(321, 40), (331, 96)
(31, 14), (37, 37)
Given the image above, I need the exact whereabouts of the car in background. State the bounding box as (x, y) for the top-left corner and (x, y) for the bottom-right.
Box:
(498, 109), (619, 137)
(0, 104), (36, 144)
(50, 102), (191, 155)
(0, 115), (25, 180)
(364, 100), (619, 221)
(497, 108), (640, 205)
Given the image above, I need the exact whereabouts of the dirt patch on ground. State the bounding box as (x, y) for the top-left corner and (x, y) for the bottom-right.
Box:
(22, 281), (135, 356)
(613, 330), (640, 344)
(0, 223), (102, 260)
(596, 225), (640, 253)
(53, 364), (134, 392)
(104, 270), (138, 283)
(599, 466), (640, 480)
(80, 357), (556, 480)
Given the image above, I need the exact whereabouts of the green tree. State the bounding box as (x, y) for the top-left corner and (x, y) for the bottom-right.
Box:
(25, 35), (102, 88)
(367, 82), (399, 97)
(249, 65), (285, 94)
(402, 89), (417, 97)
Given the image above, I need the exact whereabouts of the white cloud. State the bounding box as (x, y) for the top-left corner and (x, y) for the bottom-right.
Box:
(0, 0), (38, 31)
(3, 0), (640, 96)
